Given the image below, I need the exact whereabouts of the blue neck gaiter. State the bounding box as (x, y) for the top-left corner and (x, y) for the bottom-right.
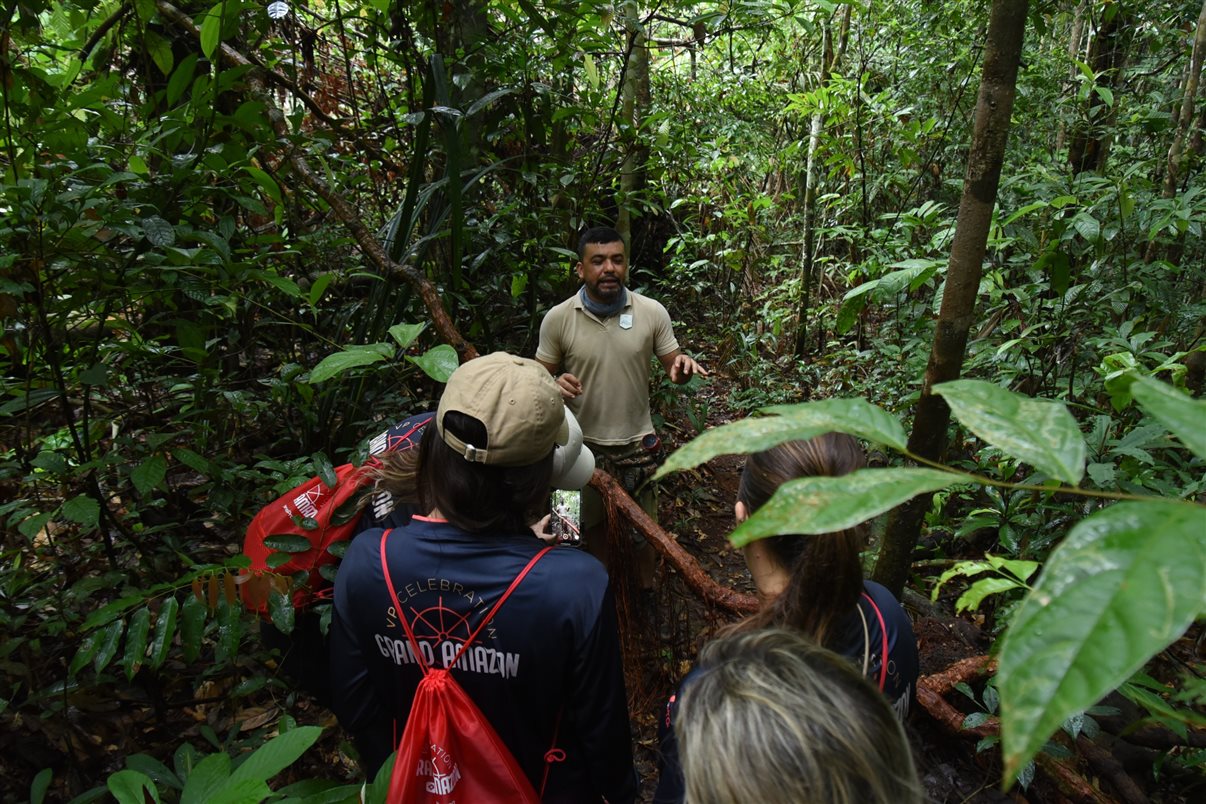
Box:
(579, 286), (628, 318)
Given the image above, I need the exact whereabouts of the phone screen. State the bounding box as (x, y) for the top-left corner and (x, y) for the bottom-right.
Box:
(549, 489), (582, 545)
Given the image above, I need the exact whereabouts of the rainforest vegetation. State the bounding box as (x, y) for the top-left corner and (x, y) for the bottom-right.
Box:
(1, 0), (1204, 801)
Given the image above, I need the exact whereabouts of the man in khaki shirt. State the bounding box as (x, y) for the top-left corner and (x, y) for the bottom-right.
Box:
(537, 226), (706, 588)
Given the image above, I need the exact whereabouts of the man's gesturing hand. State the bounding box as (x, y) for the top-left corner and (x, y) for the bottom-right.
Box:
(556, 372), (584, 400)
(669, 354), (708, 385)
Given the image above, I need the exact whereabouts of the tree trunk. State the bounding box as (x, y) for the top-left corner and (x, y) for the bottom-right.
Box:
(794, 8), (850, 358)
(617, 2), (650, 247)
(872, 0), (1029, 598)
(1160, 0), (1206, 200)
(1067, 5), (1127, 174)
(1054, 1), (1087, 156)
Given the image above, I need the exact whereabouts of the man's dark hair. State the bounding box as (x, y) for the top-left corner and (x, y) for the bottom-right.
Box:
(416, 411), (553, 533)
(578, 226), (625, 259)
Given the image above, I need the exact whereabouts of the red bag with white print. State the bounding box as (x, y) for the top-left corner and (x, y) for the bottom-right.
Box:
(380, 529), (558, 803)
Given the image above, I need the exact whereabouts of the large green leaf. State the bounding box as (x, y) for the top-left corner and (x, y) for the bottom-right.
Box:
(657, 398), (906, 480)
(244, 166), (281, 205)
(199, 3), (224, 59)
(268, 589), (295, 635)
(655, 415), (831, 479)
(308, 343), (393, 383)
(729, 467), (961, 547)
(387, 322), (426, 349)
(207, 778), (272, 804)
(131, 454), (167, 495)
(126, 753), (182, 791)
(62, 495), (100, 529)
(226, 726), (322, 789)
(30, 767), (52, 804)
(264, 534), (313, 553)
(68, 630), (102, 677)
(1130, 374), (1206, 460)
(214, 601), (242, 665)
(997, 501), (1206, 783)
(83, 595), (143, 630)
(407, 344), (459, 382)
(92, 619), (125, 674)
(934, 380), (1086, 484)
(180, 594), (206, 663)
(760, 398), (909, 452)
(107, 770), (160, 804)
(180, 752), (231, 804)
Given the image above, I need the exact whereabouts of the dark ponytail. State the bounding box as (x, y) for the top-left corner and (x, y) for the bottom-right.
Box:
(729, 433), (866, 648)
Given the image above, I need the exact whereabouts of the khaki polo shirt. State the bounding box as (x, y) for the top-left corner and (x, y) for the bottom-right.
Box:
(537, 289), (679, 446)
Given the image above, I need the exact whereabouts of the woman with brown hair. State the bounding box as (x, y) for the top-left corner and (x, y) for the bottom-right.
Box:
(653, 432), (919, 802)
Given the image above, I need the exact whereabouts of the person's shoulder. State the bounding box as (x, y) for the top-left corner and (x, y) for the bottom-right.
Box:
(539, 544), (608, 576)
(347, 525), (388, 556)
(531, 546), (611, 596)
(336, 526), (389, 588)
(862, 579), (903, 607)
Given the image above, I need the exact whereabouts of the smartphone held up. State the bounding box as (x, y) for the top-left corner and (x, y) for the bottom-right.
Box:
(549, 489), (582, 545)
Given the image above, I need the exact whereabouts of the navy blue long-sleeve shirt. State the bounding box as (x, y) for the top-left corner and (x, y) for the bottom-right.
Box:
(331, 518), (639, 803)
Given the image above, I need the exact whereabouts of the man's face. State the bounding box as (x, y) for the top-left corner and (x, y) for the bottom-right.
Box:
(576, 240), (628, 304)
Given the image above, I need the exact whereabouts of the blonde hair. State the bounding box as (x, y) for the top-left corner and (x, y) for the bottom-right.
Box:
(677, 628), (924, 804)
(369, 443), (422, 506)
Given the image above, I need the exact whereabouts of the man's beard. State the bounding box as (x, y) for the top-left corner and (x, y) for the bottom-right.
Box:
(589, 277), (623, 302)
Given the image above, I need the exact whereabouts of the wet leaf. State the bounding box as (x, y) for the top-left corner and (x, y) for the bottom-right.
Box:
(998, 501), (1206, 783)
(149, 597), (179, 669)
(934, 380), (1086, 484)
(121, 607), (151, 680)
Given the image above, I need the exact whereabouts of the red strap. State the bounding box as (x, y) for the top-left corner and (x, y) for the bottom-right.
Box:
(378, 529), (553, 674)
(861, 591), (890, 692)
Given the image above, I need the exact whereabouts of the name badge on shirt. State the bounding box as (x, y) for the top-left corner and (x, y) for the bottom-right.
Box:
(619, 313), (633, 330)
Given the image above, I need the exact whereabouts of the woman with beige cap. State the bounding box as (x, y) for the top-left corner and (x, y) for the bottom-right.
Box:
(330, 352), (639, 802)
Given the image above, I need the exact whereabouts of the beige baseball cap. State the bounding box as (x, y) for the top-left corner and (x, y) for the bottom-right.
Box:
(437, 352), (595, 489)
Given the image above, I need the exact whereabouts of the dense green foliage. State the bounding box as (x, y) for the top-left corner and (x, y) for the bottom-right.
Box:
(2, 0), (1203, 799)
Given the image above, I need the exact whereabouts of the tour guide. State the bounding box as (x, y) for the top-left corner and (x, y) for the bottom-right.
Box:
(330, 353), (639, 802)
(537, 226), (707, 588)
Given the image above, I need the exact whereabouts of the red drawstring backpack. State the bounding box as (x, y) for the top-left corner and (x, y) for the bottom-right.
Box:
(239, 461), (376, 613)
(240, 415), (432, 614)
(379, 530), (561, 802)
